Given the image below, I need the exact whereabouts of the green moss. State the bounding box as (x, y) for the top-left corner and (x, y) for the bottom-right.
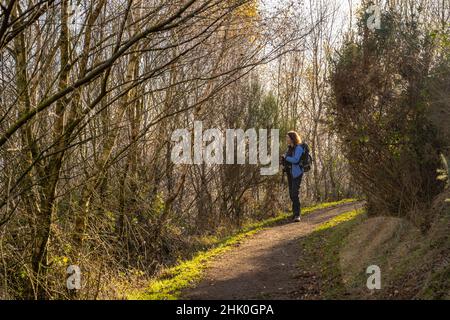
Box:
(314, 207), (365, 232)
(129, 198), (359, 300)
(302, 198), (358, 215)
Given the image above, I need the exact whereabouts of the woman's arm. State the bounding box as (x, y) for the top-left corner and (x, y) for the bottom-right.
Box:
(285, 145), (303, 164)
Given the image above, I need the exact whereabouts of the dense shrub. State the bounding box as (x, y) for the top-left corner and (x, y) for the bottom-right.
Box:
(329, 10), (447, 221)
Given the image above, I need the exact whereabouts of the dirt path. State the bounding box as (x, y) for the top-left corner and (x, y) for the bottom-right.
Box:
(182, 201), (365, 300)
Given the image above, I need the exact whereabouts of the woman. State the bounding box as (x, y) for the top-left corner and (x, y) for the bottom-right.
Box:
(281, 131), (304, 222)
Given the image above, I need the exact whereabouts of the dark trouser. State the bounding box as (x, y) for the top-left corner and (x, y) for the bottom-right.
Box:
(287, 173), (303, 218)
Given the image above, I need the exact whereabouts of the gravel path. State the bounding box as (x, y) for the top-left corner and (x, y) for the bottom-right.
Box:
(182, 201), (365, 300)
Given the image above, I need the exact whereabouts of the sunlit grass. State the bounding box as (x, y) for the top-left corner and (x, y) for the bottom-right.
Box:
(314, 207), (365, 232)
(302, 198), (358, 215)
(298, 208), (367, 298)
(128, 198), (359, 300)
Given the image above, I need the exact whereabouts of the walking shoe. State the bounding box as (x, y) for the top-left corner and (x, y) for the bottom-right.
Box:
(293, 216), (301, 222)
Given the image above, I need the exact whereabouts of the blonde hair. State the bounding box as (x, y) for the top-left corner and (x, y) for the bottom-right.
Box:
(287, 131), (302, 145)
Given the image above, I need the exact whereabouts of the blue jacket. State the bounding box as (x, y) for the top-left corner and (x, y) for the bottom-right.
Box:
(285, 144), (304, 178)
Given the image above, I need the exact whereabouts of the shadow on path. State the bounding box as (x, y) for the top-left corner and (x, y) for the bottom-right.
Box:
(182, 201), (365, 300)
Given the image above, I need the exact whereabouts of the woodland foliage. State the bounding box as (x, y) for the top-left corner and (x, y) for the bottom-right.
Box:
(329, 4), (449, 222)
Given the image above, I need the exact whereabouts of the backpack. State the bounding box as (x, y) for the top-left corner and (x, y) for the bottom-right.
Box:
(299, 142), (313, 173)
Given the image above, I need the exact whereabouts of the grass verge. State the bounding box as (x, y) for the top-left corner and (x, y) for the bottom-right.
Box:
(297, 208), (366, 299)
(297, 203), (450, 299)
(128, 198), (359, 300)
